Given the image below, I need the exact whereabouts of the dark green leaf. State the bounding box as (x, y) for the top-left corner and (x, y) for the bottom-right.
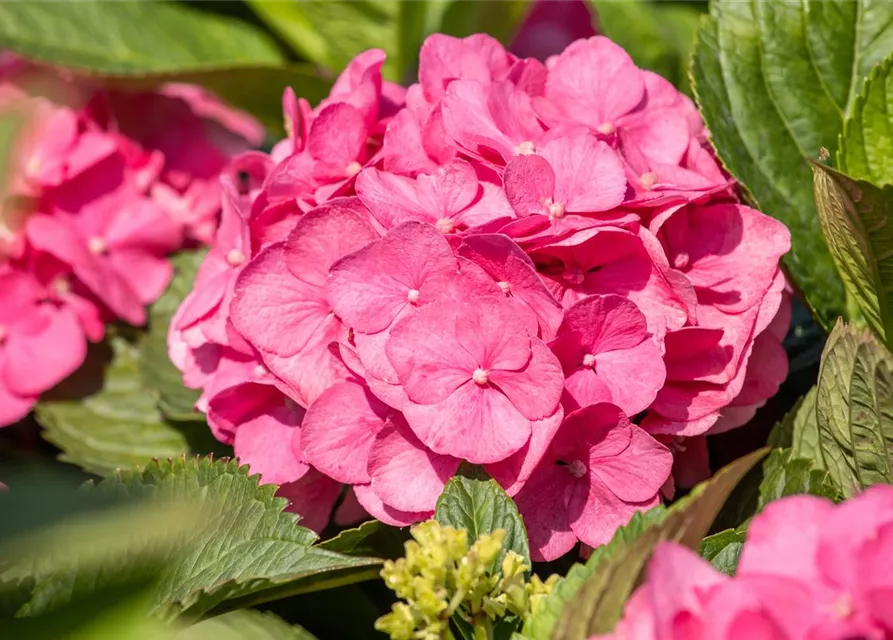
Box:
(758, 449), (840, 507)
(37, 337), (219, 477)
(698, 528), (746, 576)
(0, 1), (329, 131)
(524, 448), (766, 640)
(317, 520), (408, 560)
(590, 0), (702, 92)
(815, 320), (893, 495)
(813, 163), (893, 349)
(100, 457), (382, 621)
(840, 53), (893, 185)
(435, 465), (530, 571)
(140, 251), (205, 422)
(690, 0), (893, 326)
(437, 0), (532, 46)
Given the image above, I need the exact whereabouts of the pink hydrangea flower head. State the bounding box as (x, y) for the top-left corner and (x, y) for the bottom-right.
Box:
(516, 403), (672, 561)
(549, 294), (665, 415)
(385, 296), (563, 463)
(0, 266), (86, 425)
(418, 33), (515, 103)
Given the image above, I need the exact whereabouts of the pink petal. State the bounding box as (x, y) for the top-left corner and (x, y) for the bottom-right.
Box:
(401, 382), (532, 464)
(568, 472), (660, 549)
(487, 405), (564, 496)
(560, 294), (648, 352)
(419, 33), (513, 102)
(301, 381), (392, 484)
(355, 167), (428, 228)
(504, 153), (555, 217)
(106, 250), (173, 306)
(353, 483), (431, 527)
(3, 304), (86, 396)
(0, 375), (36, 427)
(539, 131), (627, 213)
(488, 339), (563, 420)
(591, 425), (672, 503)
(591, 339), (666, 415)
(514, 462), (577, 562)
(308, 103), (367, 169)
(368, 418), (460, 513)
(278, 469), (342, 533)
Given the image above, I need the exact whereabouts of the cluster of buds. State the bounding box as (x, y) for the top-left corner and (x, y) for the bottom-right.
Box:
(376, 521), (557, 639)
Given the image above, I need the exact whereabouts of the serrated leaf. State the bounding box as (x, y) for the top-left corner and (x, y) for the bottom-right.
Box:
(100, 457), (382, 621)
(317, 520), (407, 560)
(690, 0), (893, 327)
(813, 163), (893, 348)
(698, 528), (746, 576)
(435, 465), (530, 571)
(523, 448), (766, 640)
(589, 0), (702, 92)
(179, 610), (317, 640)
(140, 251), (205, 422)
(840, 53), (893, 185)
(37, 337), (220, 477)
(0, 1), (329, 131)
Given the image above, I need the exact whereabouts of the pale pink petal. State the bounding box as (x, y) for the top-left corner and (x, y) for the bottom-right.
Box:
(488, 339), (563, 420)
(591, 425), (672, 503)
(568, 473), (660, 549)
(539, 131), (627, 213)
(353, 482), (431, 527)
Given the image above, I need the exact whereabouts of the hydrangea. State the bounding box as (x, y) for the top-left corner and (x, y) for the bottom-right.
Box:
(169, 33), (791, 551)
(598, 485), (893, 640)
(0, 57), (261, 426)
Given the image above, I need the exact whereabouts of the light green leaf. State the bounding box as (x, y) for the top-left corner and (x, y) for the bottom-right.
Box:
(140, 251), (205, 422)
(179, 610), (317, 640)
(0, 1), (329, 131)
(698, 528), (746, 576)
(690, 0), (893, 327)
(590, 0), (702, 92)
(437, 0), (531, 47)
(435, 465), (530, 571)
(813, 163), (893, 348)
(248, 0), (433, 82)
(37, 337), (219, 477)
(101, 457), (382, 621)
(840, 53), (893, 185)
(524, 448), (766, 640)
(815, 320), (893, 496)
(757, 449), (840, 508)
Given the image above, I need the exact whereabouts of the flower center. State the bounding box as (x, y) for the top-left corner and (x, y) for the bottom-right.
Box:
(640, 172), (658, 190)
(253, 364), (267, 377)
(472, 368), (490, 385)
(673, 252), (690, 270)
(567, 460), (587, 478)
(563, 266), (585, 285)
(497, 281), (511, 295)
(407, 289), (420, 304)
(832, 595), (855, 620)
(582, 353), (597, 368)
(226, 248), (246, 266)
(544, 198), (565, 219)
(345, 161), (363, 177)
(88, 236), (107, 255)
(53, 276), (71, 296)
(435, 217), (454, 234)
(596, 122), (616, 135)
(516, 140), (536, 155)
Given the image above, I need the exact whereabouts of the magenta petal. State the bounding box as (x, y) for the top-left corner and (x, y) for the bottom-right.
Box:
(539, 131), (627, 213)
(355, 167), (427, 228)
(308, 103), (367, 168)
(278, 469), (342, 533)
(368, 418), (460, 513)
(301, 381), (392, 484)
(456, 298), (533, 372)
(487, 405), (564, 496)
(592, 339), (666, 415)
(568, 473), (660, 549)
(402, 382), (532, 464)
(0, 376), (37, 427)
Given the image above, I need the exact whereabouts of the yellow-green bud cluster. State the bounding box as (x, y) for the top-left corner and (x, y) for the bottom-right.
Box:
(375, 521), (558, 640)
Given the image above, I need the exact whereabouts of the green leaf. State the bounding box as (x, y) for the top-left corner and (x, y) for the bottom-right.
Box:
(0, 1), (329, 131)
(813, 163), (893, 348)
(37, 337), (219, 477)
(435, 465), (530, 571)
(698, 528), (746, 576)
(437, 0), (532, 46)
(590, 0), (702, 92)
(523, 448), (767, 640)
(100, 457), (382, 621)
(178, 610), (317, 640)
(758, 449), (840, 507)
(690, 0), (893, 326)
(317, 520), (408, 560)
(840, 53), (893, 185)
(140, 251), (205, 422)
(815, 320), (893, 496)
